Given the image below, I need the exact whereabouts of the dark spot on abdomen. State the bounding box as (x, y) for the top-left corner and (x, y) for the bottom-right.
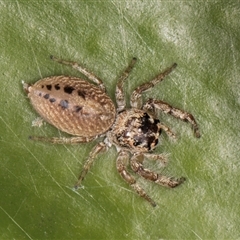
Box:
(59, 100), (69, 109)
(49, 98), (56, 103)
(64, 85), (75, 94)
(74, 105), (82, 113)
(46, 84), (52, 91)
(78, 90), (86, 99)
(55, 84), (60, 90)
(43, 94), (49, 99)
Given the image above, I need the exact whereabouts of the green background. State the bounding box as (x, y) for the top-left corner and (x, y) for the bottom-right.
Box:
(1, 1), (239, 239)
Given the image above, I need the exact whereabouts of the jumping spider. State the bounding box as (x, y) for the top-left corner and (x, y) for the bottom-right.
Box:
(24, 56), (200, 207)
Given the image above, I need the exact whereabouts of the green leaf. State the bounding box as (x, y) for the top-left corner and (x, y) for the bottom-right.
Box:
(1, 1), (240, 239)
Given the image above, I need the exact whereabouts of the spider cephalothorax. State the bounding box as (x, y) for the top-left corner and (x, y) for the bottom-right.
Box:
(109, 109), (161, 153)
(24, 56), (200, 207)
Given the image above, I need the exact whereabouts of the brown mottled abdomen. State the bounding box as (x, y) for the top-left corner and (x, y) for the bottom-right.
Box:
(26, 76), (116, 137)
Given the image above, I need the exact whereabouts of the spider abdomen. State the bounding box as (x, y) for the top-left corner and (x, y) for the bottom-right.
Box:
(24, 76), (116, 137)
(110, 109), (161, 152)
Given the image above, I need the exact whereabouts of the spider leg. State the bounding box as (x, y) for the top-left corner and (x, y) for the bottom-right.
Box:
(74, 142), (107, 189)
(115, 58), (137, 112)
(130, 153), (185, 188)
(158, 122), (176, 139)
(130, 63), (177, 109)
(29, 135), (97, 144)
(116, 150), (156, 207)
(50, 55), (106, 91)
(144, 153), (168, 166)
(144, 99), (200, 138)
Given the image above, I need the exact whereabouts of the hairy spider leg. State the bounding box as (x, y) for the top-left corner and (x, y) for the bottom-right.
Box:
(116, 150), (157, 207)
(50, 55), (106, 91)
(144, 99), (200, 138)
(29, 136), (96, 144)
(130, 153), (185, 187)
(130, 63), (177, 109)
(74, 142), (107, 189)
(115, 57), (137, 112)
